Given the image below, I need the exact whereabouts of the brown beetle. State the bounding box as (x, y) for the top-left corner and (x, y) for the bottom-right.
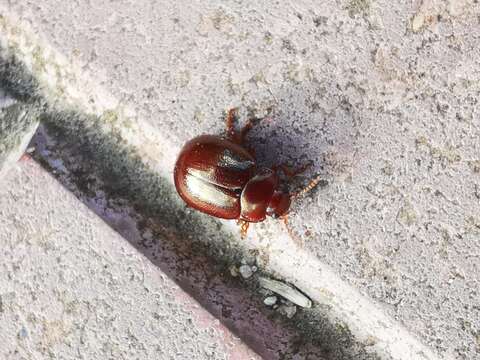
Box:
(174, 109), (321, 237)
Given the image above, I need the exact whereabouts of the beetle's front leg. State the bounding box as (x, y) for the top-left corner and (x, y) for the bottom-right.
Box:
(237, 219), (250, 239)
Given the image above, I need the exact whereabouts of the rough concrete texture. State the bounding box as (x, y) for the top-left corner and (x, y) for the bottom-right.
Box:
(0, 158), (259, 360)
(1, 0), (480, 359)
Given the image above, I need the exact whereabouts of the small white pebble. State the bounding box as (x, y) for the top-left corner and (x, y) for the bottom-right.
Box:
(239, 265), (253, 279)
(258, 277), (312, 308)
(18, 326), (28, 339)
(263, 296), (277, 306)
(229, 265), (239, 277)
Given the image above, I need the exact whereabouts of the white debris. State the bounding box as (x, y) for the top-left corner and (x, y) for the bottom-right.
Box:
(18, 326), (28, 339)
(239, 265), (253, 279)
(411, 13), (425, 32)
(229, 265), (239, 277)
(279, 305), (297, 318)
(258, 277), (312, 308)
(263, 296), (277, 306)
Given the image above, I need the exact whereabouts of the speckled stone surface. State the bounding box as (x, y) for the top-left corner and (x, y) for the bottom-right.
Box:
(0, 159), (259, 360)
(2, 0), (480, 358)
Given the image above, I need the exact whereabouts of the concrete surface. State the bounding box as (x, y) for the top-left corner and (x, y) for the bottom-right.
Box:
(0, 158), (259, 360)
(1, 1), (480, 359)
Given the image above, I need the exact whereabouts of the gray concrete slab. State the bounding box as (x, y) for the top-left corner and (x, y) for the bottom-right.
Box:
(1, 1), (479, 359)
(0, 158), (259, 360)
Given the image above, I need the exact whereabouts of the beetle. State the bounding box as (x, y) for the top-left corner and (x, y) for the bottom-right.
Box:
(174, 108), (322, 237)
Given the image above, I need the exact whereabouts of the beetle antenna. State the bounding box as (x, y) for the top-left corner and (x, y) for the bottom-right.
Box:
(225, 108), (238, 140)
(291, 174), (324, 201)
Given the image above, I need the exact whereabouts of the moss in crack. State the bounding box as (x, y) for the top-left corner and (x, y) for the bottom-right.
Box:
(0, 51), (42, 103)
(278, 306), (382, 360)
(0, 102), (40, 164)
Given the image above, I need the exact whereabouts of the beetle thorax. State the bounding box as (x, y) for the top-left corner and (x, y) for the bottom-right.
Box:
(239, 168), (290, 222)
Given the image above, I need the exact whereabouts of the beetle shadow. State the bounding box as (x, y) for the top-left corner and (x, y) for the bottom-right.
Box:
(241, 82), (362, 193)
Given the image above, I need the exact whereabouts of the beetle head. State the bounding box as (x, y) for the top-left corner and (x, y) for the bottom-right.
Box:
(266, 191), (291, 219)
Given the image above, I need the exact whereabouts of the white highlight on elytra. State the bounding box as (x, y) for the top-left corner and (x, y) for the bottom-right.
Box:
(185, 174), (235, 208)
(218, 149), (254, 171)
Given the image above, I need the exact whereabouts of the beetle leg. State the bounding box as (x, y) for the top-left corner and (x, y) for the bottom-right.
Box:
(237, 219), (250, 239)
(225, 108), (267, 146)
(233, 117), (256, 145)
(239, 119), (255, 144)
